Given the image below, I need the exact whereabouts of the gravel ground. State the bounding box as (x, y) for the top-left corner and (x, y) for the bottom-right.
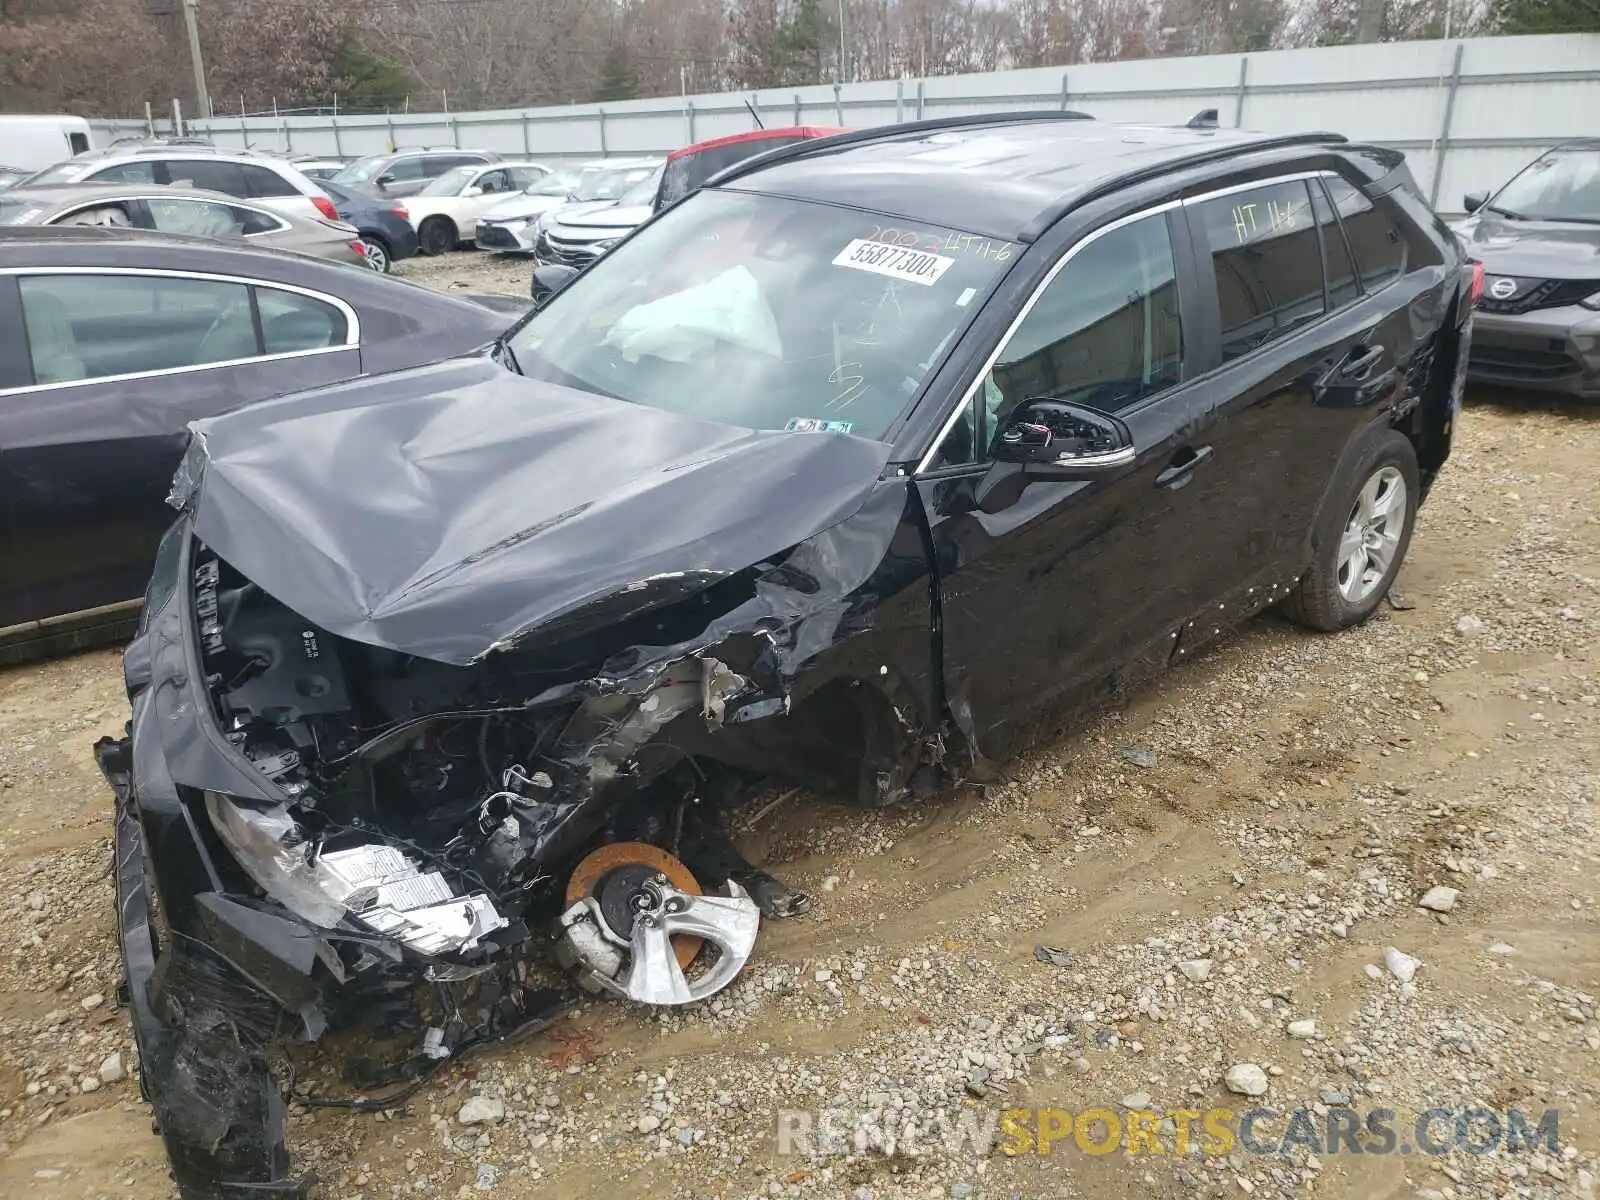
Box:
(1, 248), (1597, 1200)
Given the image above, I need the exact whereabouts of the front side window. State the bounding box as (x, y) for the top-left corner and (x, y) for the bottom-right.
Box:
(332, 155), (391, 184)
(1324, 176), (1405, 292)
(1488, 147), (1600, 223)
(507, 189), (1015, 440)
(475, 169), (511, 194)
(18, 274), (256, 384)
(1193, 180), (1324, 362)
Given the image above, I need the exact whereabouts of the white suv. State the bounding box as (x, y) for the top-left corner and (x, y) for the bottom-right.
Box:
(20, 150), (339, 225)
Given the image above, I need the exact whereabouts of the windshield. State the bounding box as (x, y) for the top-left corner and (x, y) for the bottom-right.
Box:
(530, 172), (578, 197)
(420, 165), (477, 197)
(0, 196), (51, 224)
(19, 161), (90, 187)
(331, 155), (391, 184)
(508, 189), (1014, 441)
(1489, 148), (1600, 223)
(617, 166), (665, 207)
(573, 164), (657, 202)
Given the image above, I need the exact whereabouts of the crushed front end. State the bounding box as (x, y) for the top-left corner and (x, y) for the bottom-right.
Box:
(96, 366), (936, 1196)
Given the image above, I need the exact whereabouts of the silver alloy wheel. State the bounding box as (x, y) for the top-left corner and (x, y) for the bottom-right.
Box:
(1337, 465), (1408, 603)
(360, 238), (389, 272)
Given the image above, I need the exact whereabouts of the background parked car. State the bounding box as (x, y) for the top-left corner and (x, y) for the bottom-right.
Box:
(532, 159), (663, 269)
(0, 183), (366, 266)
(0, 226), (512, 662)
(330, 148), (502, 199)
(19, 148), (340, 225)
(476, 159), (637, 253)
(1455, 139), (1600, 399)
(318, 178), (418, 272)
(403, 160), (551, 255)
(652, 125), (847, 212)
(290, 154), (355, 181)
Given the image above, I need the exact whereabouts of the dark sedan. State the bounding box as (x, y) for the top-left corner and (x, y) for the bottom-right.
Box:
(317, 178), (418, 273)
(1456, 139), (1600, 398)
(0, 226), (508, 661)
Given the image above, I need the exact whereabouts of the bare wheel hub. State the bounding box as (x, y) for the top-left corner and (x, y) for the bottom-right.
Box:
(555, 842), (760, 1006)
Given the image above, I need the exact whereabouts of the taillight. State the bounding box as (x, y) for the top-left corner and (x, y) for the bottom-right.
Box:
(349, 240), (366, 257)
(388, 204), (408, 219)
(1469, 260), (1485, 304)
(312, 194), (339, 222)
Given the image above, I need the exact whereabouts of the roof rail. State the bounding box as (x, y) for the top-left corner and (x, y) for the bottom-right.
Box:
(1019, 129), (1348, 240)
(703, 109), (1095, 191)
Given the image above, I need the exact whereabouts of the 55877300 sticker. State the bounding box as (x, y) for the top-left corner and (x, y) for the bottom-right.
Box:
(833, 238), (955, 286)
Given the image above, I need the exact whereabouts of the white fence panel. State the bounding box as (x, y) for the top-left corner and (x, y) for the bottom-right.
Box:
(90, 32), (1598, 214)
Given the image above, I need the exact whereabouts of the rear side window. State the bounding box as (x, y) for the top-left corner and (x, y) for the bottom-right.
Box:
(1324, 176), (1405, 292)
(145, 198), (281, 237)
(1310, 182), (1361, 308)
(256, 288), (347, 354)
(385, 157), (427, 182)
(239, 163), (299, 198)
(166, 159), (249, 196)
(88, 160), (158, 184)
(68, 132), (89, 154)
(1192, 179), (1325, 362)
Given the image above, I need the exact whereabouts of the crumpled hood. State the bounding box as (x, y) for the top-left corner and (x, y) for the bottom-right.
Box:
(1455, 215), (1600, 280)
(184, 355), (891, 665)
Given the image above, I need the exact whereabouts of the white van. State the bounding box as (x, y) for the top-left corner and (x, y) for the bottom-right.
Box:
(0, 116), (94, 171)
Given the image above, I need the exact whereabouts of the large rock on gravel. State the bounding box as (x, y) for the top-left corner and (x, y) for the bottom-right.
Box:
(1225, 1063), (1270, 1097)
(457, 1096), (505, 1125)
(1418, 886), (1460, 913)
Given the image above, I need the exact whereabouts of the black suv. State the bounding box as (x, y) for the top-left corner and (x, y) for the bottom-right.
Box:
(98, 112), (1471, 1200)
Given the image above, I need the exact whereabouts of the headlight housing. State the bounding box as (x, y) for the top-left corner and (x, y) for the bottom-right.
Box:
(204, 792), (506, 956)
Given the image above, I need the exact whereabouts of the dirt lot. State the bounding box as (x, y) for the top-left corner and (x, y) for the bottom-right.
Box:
(1, 248), (1597, 1200)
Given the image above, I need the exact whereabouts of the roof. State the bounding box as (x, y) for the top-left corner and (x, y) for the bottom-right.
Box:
(725, 115), (1344, 243)
(666, 126), (847, 161)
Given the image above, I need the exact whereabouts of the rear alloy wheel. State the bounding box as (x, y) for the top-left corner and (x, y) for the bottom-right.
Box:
(360, 236), (391, 273)
(418, 217), (456, 257)
(1285, 427), (1419, 632)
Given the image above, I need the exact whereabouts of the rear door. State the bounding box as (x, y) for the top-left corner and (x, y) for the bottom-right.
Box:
(1167, 169), (1432, 652)
(0, 269), (361, 627)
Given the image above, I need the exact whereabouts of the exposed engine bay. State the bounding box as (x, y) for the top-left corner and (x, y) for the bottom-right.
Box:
(191, 549), (784, 1003)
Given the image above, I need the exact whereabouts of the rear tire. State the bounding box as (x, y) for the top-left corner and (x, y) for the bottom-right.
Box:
(418, 217), (456, 257)
(360, 236), (392, 273)
(1285, 427), (1419, 632)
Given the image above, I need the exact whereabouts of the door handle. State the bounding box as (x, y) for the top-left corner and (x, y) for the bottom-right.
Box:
(1155, 444), (1213, 490)
(1338, 345), (1386, 380)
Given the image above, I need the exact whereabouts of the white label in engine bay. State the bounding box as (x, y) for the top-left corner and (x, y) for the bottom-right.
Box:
(832, 238), (954, 286)
(376, 872), (455, 912)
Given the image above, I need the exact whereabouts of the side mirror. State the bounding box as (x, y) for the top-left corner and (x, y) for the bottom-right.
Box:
(531, 263), (580, 309)
(1462, 190), (1488, 214)
(462, 185), (484, 198)
(375, 173), (395, 190)
(991, 399), (1135, 479)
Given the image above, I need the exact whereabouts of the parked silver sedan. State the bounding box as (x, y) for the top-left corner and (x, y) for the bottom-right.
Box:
(0, 183), (367, 266)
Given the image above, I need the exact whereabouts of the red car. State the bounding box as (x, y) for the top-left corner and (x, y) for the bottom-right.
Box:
(653, 125), (848, 212)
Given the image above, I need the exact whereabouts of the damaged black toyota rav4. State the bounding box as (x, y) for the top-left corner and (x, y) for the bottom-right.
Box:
(96, 112), (1471, 1197)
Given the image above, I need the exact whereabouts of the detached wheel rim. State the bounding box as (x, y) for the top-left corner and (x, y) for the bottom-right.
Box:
(1337, 465), (1407, 603)
(361, 239), (389, 272)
